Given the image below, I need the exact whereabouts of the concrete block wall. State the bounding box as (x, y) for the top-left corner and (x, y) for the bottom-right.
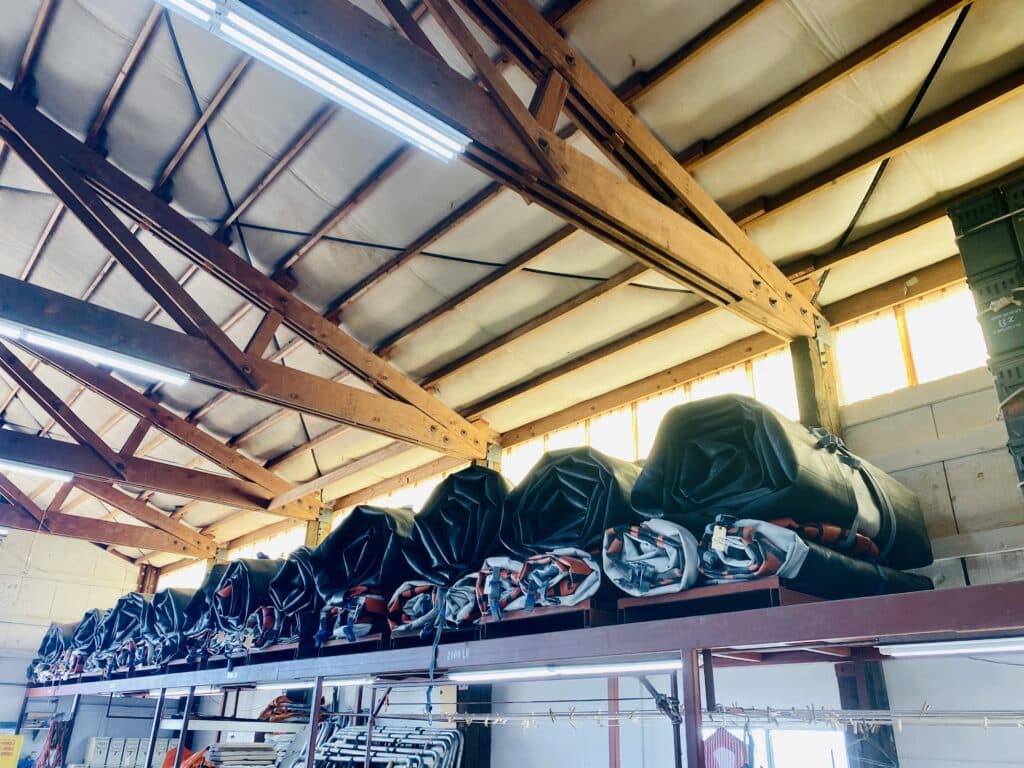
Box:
(840, 366), (1023, 586)
(0, 530), (137, 728)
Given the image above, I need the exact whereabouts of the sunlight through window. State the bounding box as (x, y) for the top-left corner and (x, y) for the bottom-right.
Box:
(903, 286), (987, 384)
(834, 310), (908, 404)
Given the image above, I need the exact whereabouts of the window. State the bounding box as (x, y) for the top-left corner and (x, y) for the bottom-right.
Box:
(636, 387), (687, 459)
(701, 727), (849, 768)
(157, 559), (208, 591)
(833, 310), (908, 404)
(903, 286), (987, 384)
(502, 436), (544, 485)
(752, 349), (800, 420)
(230, 524), (305, 561)
(588, 405), (636, 461)
(690, 364), (753, 402)
(546, 422), (587, 451)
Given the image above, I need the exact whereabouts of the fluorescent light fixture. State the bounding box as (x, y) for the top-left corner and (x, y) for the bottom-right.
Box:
(878, 637), (1024, 658)
(449, 659), (682, 684)
(255, 676), (374, 691)
(0, 319), (189, 386)
(0, 458), (73, 483)
(150, 686), (221, 698)
(152, 0), (470, 161)
(325, 676), (375, 688)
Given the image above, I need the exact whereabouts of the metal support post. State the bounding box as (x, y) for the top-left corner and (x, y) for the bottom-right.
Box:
(362, 687), (376, 768)
(171, 687), (195, 768)
(304, 676), (323, 768)
(607, 677), (621, 768)
(680, 648), (705, 768)
(143, 689), (166, 768)
(701, 649), (717, 712)
(14, 692), (29, 735)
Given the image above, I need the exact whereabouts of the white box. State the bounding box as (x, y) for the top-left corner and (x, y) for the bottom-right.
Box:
(121, 739), (140, 768)
(151, 739), (171, 768)
(106, 739), (125, 768)
(85, 737), (111, 767)
(135, 740), (150, 767)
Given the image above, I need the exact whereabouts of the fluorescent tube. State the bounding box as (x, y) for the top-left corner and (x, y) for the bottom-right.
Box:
(449, 658), (682, 683)
(150, 686), (220, 698)
(0, 458), (73, 483)
(0, 315), (189, 386)
(255, 676), (374, 690)
(153, 0), (470, 160)
(878, 637), (1024, 658)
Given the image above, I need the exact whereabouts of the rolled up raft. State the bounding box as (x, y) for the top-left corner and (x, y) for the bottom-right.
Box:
(311, 505), (415, 644)
(517, 549), (601, 609)
(144, 588), (197, 666)
(603, 519), (700, 597)
(28, 622), (75, 683)
(89, 593), (151, 672)
(63, 608), (104, 677)
(501, 447), (643, 558)
(182, 563), (229, 662)
(631, 395), (933, 569)
(210, 558), (283, 658)
(404, 466), (510, 586)
(697, 516), (933, 599)
(264, 547), (323, 647)
(387, 575), (480, 638)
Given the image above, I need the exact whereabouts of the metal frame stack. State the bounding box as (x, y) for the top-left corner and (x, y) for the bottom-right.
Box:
(950, 178), (1024, 490)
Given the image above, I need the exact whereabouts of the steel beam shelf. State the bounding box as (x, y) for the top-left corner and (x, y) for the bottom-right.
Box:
(160, 718), (308, 733)
(25, 581), (1024, 699)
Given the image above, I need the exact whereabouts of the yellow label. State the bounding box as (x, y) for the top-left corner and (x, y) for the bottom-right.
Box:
(0, 735), (24, 768)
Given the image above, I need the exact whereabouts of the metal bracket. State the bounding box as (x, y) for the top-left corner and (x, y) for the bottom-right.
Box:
(637, 675), (681, 725)
(815, 314), (833, 367)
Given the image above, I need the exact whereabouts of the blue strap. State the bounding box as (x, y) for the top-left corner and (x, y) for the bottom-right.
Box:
(872, 561), (889, 595)
(425, 587), (448, 725)
(489, 576), (503, 620)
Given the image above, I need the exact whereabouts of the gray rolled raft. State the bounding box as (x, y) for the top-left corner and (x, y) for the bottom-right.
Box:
(631, 395), (932, 570)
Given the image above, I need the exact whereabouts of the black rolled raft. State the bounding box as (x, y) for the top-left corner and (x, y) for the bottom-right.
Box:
(28, 622), (75, 683)
(181, 563), (229, 661)
(697, 516), (932, 599)
(310, 505), (415, 643)
(89, 593), (151, 672)
(63, 608), (104, 676)
(501, 447), (643, 558)
(144, 588), (197, 667)
(632, 395), (933, 569)
(404, 465), (511, 586)
(212, 558), (283, 633)
(266, 546), (323, 646)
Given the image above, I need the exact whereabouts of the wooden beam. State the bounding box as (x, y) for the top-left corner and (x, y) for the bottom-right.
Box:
(154, 57), (251, 192)
(0, 87), (492, 457)
(231, 0), (812, 339)
(790, 321), (842, 435)
(459, 300), (712, 417)
(268, 441), (411, 508)
(734, 65), (1024, 225)
(421, 263), (648, 386)
(244, 311), (284, 357)
(330, 454), (466, 511)
(0, 342), (126, 476)
(529, 69), (569, 131)
(500, 256), (967, 447)
(73, 479), (217, 557)
(87, 6), (162, 147)
(461, 0), (811, 334)
(373, 225), (579, 358)
(500, 333), (781, 447)
(33, 346), (291, 493)
(0, 475), (202, 556)
(271, 146), (411, 280)
(822, 256), (965, 326)
(214, 105), (336, 239)
(0, 274), (484, 458)
(681, 0), (971, 166)
(0, 428), (316, 517)
(375, 0), (443, 57)
(325, 184), (502, 319)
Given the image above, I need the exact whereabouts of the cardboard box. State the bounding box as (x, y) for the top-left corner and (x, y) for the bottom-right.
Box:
(85, 737), (110, 767)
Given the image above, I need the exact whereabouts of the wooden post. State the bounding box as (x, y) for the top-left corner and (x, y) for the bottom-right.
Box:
(790, 317), (842, 435)
(137, 564), (159, 594)
(304, 508), (333, 548)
